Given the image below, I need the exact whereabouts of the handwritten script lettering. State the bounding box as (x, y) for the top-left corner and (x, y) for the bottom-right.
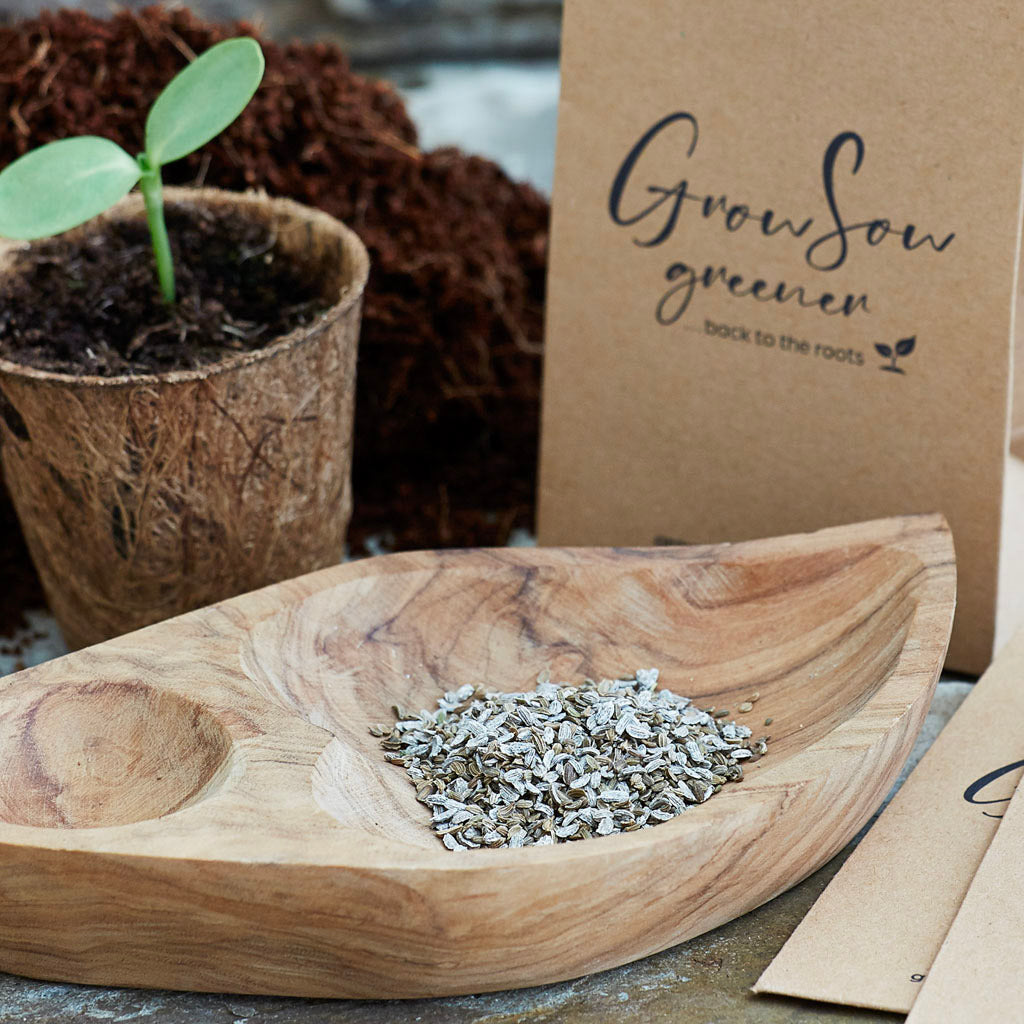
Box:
(608, 112), (956, 324)
(963, 759), (1024, 819)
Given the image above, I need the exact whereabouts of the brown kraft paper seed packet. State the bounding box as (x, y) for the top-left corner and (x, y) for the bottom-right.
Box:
(904, 742), (1024, 1023)
(754, 624), (1024, 1013)
(539, 0), (1024, 673)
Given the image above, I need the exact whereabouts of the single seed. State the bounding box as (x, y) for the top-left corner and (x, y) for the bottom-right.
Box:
(764, 717), (774, 726)
(737, 702), (754, 713)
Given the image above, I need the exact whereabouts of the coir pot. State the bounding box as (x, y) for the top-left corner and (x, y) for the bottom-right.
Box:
(0, 187), (370, 650)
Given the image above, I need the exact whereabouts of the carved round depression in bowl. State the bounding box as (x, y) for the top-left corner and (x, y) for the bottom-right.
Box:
(0, 680), (232, 829)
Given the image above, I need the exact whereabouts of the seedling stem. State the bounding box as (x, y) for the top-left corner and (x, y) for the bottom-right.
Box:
(137, 154), (174, 304)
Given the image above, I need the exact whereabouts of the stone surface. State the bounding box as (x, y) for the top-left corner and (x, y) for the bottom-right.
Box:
(0, 0), (564, 62)
(0, 610), (65, 675)
(392, 61), (560, 192)
(324, 1), (563, 63)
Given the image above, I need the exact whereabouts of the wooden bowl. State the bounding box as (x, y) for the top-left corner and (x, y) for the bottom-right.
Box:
(0, 515), (954, 998)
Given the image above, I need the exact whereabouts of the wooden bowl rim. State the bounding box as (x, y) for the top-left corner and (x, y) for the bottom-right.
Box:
(0, 514), (955, 877)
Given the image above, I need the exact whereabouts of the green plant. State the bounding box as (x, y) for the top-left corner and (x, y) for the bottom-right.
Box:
(0, 37), (264, 304)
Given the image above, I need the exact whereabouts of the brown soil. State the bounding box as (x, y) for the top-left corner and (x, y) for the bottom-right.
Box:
(0, 473), (44, 636)
(0, 204), (325, 377)
(0, 6), (549, 634)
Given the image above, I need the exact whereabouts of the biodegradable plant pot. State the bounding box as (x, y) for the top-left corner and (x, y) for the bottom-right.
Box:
(0, 187), (370, 651)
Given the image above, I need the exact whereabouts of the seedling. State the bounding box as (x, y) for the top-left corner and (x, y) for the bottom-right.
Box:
(0, 37), (264, 304)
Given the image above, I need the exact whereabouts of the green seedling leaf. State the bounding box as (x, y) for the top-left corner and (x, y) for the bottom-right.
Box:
(145, 37), (265, 167)
(0, 137), (140, 240)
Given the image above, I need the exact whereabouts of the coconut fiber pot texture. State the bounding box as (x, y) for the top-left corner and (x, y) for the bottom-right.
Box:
(0, 5), (548, 634)
(0, 188), (369, 651)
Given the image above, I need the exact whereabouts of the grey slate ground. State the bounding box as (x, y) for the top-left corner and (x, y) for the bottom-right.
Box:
(0, 0), (564, 63)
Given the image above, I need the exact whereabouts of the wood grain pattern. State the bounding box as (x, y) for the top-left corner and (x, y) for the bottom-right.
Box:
(0, 515), (954, 998)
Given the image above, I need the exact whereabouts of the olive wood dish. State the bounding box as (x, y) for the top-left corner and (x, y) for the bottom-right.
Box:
(0, 514), (955, 998)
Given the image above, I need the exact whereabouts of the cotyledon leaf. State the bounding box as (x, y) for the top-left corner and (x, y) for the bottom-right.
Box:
(0, 137), (141, 240)
(144, 37), (265, 167)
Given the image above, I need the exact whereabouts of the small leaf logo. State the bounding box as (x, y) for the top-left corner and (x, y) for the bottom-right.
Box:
(878, 336), (916, 374)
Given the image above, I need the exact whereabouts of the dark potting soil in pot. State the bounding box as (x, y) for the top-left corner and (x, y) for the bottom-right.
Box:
(0, 204), (326, 377)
